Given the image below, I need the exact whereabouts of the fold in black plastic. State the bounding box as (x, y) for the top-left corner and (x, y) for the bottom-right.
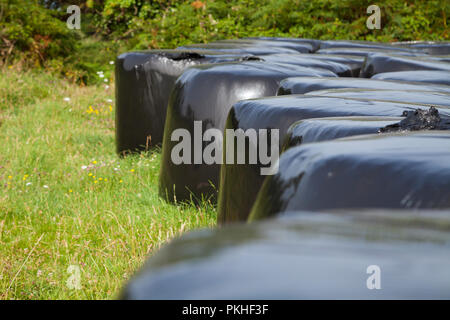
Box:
(318, 40), (426, 52)
(360, 53), (450, 78)
(316, 47), (427, 57)
(392, 41), (450, 55)
(177, 40), (310, 55)
(372, 70), (450, 86)
(277, 76), (450, 95)
(281, 116), (402, 151)
(303, 88), (450, 107)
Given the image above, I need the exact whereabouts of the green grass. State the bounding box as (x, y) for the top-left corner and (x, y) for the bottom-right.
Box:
(0, 68), (217, 299)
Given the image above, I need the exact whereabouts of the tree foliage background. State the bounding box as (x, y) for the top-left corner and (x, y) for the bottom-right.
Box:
(1, 0), (448, 83)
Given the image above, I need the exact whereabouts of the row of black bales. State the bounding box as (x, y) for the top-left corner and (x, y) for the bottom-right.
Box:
(249, 131), (450, 220)
(217, 95), (450, 223)
(159, 61), (337, 202)
(116, 38), (450, 153)
(116, 38), (450, 299)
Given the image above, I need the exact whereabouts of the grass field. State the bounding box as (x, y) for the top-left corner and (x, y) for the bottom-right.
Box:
(0, 68), (216, 299)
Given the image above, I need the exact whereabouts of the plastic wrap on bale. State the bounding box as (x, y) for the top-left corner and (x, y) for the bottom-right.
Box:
(217, 95), (450, 224)
(318, 40), (427, 52)
(276, 77), (450, 95)
(177, 41), (306, 55)
(360, 53), (450, 78)
(213, 39), (315, 53)
(316, 47), (428, 58)
(158, 61), (338, 204)
(303, 88), (450, 107)
(249, 131), (450, 221)
(371, 71), (450, 86)
(121, 210), (450, 299)
(391, 41), (450, 55)
(115, 50), (249, 154)
(243, 37), (321, 52)
(253, 54), (354, 77)
(288, 54), (364, 77)
(281, 116), (402, 151)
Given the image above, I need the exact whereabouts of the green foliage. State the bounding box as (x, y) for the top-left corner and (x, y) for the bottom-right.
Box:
(114, 0), (448, 49)
(0, 0), (448, 83)
(0, 0), (77, 66)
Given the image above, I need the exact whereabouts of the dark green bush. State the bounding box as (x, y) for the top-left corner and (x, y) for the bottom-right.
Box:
(0, 0), (78, 66)
(1, 0), (448, 84)
(125, 0), (448, 49)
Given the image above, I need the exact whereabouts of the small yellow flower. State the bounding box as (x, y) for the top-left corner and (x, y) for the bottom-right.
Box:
(99, 178), (103, 181)
(8, 175), (12, 179)
(92, 161), (97, 164)
(109, 105), (112, 112)
(69, 189), (73, 193)
(94, 180), (98, 184)
(92, 176), (96, 179)
(130, 169), (135, 173)
(119, 180), (123, 183)
(86, 106), (94, 114)
(88, 173), (93, 176)
(104, 178), (108, 182)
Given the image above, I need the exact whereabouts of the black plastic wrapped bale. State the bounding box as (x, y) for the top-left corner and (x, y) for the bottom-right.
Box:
(115, 50), (249, 154)
(177, 41), (307, 55)
(304, 88), (450, 107)
(292, 54), (364, 77)
(281, 116), (402, 151)
(392, 41), (450, 55)
(318, 40), (425, 52)
(255, 54), (353, 77)
(217, 95), (439, 224)
(213, 39), (314, 53)
(243, 37), (321, 52)
(371, 71), (450, 86)
(249, 131), (450, 221)
(360, 53), (450, 78)
(159, 62), (337, 203)
(431, 55), (450, 63)
(316, 47), (427, 57)
(277, 77), (450, 95)
(121, 210), (450, 299)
